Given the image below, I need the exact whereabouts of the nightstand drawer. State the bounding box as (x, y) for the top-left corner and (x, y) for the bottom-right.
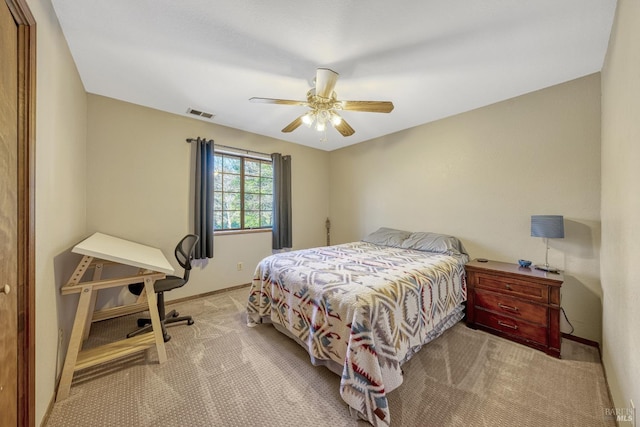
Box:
(475, 273), (548, 303)
(475, 310), (548, 346)
(474, 289), (548, 325)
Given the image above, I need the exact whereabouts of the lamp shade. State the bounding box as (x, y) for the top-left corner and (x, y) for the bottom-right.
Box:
(531, 215), (564, 238)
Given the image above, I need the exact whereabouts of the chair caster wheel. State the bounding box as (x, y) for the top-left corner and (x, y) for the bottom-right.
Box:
(187, 319), (194, 325)
(137, 319), (149, 327)
(163, 334), (171, 343)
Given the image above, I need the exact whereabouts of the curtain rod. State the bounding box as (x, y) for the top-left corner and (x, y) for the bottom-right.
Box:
(185, 138), (271, 158)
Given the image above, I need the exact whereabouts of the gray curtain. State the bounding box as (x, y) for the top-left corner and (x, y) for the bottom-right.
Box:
(194, 137), (214, 259)
(271, 153), (292, 250)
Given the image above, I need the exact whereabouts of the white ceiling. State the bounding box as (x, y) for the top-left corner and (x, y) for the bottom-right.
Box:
(52, 0), (616, 151)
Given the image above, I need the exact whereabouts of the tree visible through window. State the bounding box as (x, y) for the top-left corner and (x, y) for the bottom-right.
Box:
(213, 153), (273, 231)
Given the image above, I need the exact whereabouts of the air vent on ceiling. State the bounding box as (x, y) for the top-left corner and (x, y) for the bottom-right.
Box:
(187, 108), (215, 119)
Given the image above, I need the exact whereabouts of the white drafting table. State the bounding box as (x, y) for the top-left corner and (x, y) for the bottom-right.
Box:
(72, 232), (175, 275)
(56, 232), (175, 402)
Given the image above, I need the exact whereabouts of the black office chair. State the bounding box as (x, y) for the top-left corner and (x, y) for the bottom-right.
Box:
(127, 234), (199, 342)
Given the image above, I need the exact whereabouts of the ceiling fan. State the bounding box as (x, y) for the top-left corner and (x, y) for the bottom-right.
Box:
(249, 68), (394, 138)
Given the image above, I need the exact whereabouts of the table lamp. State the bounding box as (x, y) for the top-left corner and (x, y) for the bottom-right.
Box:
(531, 215), (564, 273)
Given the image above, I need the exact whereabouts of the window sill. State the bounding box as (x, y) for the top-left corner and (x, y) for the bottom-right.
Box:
(214, 228), (272, 236)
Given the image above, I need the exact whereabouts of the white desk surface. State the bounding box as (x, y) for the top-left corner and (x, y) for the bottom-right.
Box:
(72, 232), (175, 275)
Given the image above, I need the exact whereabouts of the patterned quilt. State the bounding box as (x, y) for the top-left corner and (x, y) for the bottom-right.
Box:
(246, 242), (468, 426)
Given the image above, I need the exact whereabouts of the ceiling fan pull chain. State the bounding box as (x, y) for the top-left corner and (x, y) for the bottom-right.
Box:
(320, 130), (328, 143)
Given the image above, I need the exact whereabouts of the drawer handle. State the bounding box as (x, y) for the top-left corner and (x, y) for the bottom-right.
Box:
(498, 303), (519, 312)
(497, 320), (518, 330)
(505, 284), (512, 290)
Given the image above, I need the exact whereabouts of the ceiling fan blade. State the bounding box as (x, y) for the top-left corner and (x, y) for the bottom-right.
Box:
(341, 100), (394, 113)
(332, 114), (355, 137)
(281, 115), (305, 133)
(315, 68), (339, 99)
(250, 97), (309, 107)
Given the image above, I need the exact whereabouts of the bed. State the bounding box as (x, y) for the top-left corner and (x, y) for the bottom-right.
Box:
(246, 228), (469, 426)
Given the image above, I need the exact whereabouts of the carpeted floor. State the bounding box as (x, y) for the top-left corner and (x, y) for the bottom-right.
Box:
(45, 286), (615, 427)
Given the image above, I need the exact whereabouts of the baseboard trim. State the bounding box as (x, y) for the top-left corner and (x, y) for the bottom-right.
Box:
(165, 283), (251, 306)
(562, 333), (602, 359)
(561, 333), (599, 348)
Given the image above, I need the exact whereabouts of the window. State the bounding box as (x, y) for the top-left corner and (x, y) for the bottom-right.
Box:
(213, 152), (273, 231)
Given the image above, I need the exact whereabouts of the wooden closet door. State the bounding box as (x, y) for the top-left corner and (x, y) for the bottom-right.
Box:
(0, 0), (20, 424)
(1, 0), (35, 424)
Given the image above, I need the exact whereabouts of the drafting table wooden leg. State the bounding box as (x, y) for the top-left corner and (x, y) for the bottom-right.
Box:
(135, 268), (149, 303)
(56, 285), (93, 401)
(66, 255), (93, 286)
(82, 262), (103, 340)
(144, 277), (167, 363)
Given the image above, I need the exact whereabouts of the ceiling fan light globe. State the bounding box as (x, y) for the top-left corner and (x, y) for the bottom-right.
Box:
(330, 114), (342, 126)
(316, 121), (326, 132)
(302, 112), (314, 126)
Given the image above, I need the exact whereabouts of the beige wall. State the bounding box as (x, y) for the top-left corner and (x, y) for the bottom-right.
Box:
(86, 95), (330, 303)
(28, 0), (88, 423)
(601, 0), (640, 415)
(329, 74), (602, 343)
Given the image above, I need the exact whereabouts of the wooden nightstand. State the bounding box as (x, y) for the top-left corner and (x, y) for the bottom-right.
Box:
(465, 259), (564, 358)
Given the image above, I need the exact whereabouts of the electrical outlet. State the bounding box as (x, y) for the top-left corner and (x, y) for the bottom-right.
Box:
(237, 262), (243, 271)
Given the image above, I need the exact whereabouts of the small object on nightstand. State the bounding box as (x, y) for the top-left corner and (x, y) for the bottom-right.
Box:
(535, 265), (561, 274)
(518, 259), (532, 268)
(477, 258), (488, 263)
